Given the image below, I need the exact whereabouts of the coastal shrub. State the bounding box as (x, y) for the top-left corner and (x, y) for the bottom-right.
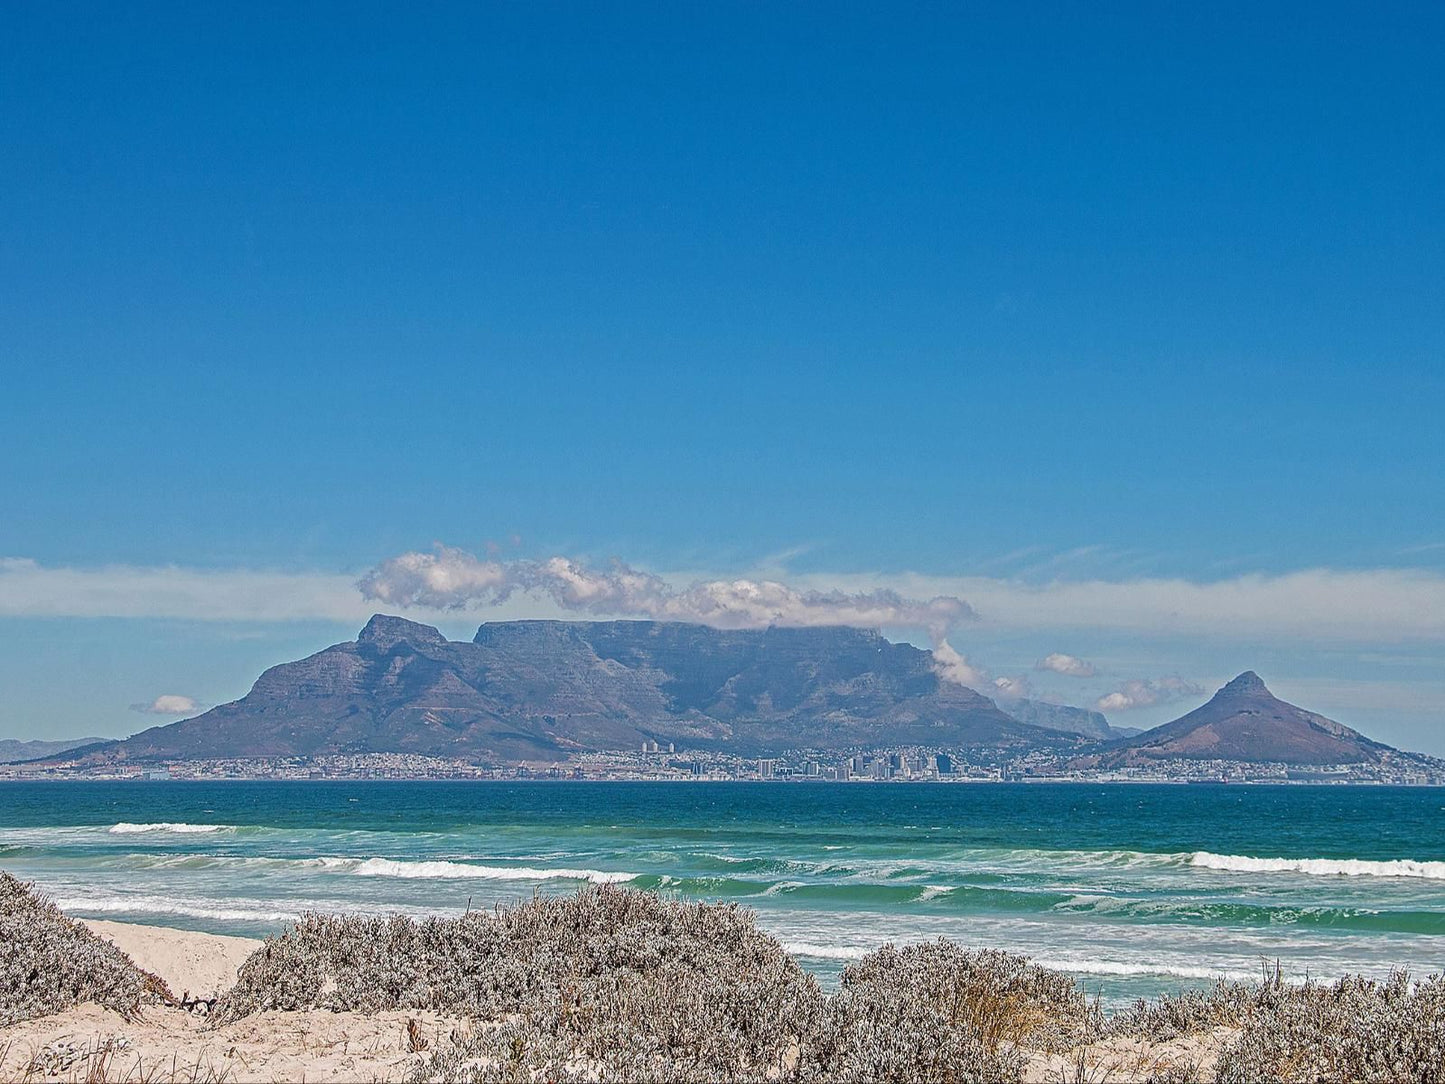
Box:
(796, 941), (1099, 1082)
(1215, 970), (1445, 1083)
(411, 954), (823, 1082)
(0, 870), (170, 1025)
(1109, 979), (1258, 1041)
(220, 886), (824, 1079)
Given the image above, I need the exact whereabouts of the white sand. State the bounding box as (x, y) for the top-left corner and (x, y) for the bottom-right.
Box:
(0, 1002), (466, 1083)
(79, 919), (260, 1001)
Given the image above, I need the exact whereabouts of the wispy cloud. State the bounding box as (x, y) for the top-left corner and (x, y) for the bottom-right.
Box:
(0, 557), (367, 622)
(6, 554), (1445, 646)
(1036, 652), (1096, 678)
(129, 694), (204, 716)
(795, 568), (1445, 642)
(1095, 677), (1203, 713)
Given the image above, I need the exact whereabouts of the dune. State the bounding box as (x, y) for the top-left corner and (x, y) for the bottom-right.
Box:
(78, 920), (260, 1002)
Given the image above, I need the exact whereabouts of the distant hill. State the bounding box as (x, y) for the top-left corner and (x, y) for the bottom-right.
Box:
(1091, 672), (1392, 766)
(997, 699), (1124, 741)
(0, 737), (110, 764)
(76, 616), (1082, 765)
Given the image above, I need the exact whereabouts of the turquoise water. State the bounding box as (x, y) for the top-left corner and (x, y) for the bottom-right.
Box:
(2, 781), (1443, 1006)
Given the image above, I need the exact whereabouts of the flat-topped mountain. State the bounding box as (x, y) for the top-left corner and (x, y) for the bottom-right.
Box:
(1093, 671), (1392, 766)
(78, 616), (1079, 765)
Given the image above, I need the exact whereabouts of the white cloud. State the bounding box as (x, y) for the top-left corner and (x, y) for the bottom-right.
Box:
(1036, 652), (1096, 677)
(130, 694), (203, 716)
(991, 674), (1032, 699)
(357, 546), (976, 636)
(1095, 677), (1203, 713)
(357, 546), (510, 609)
(931, 641), (989, 688)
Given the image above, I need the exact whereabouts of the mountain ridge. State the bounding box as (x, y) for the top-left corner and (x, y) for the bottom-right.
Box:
(81, 617), (1079, 764)
(41, 623), (1425, 772)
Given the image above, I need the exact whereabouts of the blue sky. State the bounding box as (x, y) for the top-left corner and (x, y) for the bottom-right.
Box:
(2, 5), (1443, 748)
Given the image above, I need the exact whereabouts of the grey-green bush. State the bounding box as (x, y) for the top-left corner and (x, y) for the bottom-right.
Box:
(0, 870), (170, 1025)
(796, 940), (1102, 1083)
(1215, 971), (1445, 1083)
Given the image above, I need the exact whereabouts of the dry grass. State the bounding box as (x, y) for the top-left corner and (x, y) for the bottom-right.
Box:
(7, 1034), (232, 1083)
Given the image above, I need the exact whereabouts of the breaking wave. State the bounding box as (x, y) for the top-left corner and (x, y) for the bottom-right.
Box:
(1033, 957), (1264, 982)
(349, 858), (635, 884)
(1189, 852), (1445, 880)
(107, 822), (234, 835)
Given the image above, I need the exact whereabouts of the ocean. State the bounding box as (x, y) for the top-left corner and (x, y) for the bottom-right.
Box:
(2, 780), (1442, 1007)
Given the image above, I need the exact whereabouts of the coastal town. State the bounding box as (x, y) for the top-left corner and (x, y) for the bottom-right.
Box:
(6, 742), (1442, 786)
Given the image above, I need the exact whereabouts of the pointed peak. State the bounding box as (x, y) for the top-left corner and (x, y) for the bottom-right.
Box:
(1219, 671), (1270, 697)
(358, 614), (447, 649)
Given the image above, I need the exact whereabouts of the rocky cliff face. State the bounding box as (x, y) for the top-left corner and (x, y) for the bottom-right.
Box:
(93, 617), (1079, 764)
(996, 698), (1120, 741)
(1092, 671), (1392, 766)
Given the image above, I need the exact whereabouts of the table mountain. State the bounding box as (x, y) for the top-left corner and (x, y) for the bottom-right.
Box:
(76, 616), (1081, 764)
(1092, 671), (1392, 766)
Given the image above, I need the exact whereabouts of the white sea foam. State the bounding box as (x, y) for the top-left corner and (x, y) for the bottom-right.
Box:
(1033, 957), (1262, 982)
(1189, 852), (1445, 880)
(917, 885), (954, 902)
(57, 895), (303, 923)
(107, 822), (233, 835)
(782, 941), (871, 960)
(350, 858), (635, 883)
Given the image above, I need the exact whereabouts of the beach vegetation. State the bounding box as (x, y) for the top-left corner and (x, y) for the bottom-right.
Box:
(1111, 966), (1445, 1083)
(0, 872), (170, 1027)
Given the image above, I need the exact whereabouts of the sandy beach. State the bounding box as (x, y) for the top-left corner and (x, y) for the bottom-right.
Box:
(0, 914), (1240, 1083)
(1, 918), (468, 1082)
(77, 921), (260, 1003)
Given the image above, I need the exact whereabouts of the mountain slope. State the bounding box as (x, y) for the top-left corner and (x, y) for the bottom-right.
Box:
(85, 616), (1079, 764)
(0, 737), (110, 764)
(1094, 672), (1390, 766)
